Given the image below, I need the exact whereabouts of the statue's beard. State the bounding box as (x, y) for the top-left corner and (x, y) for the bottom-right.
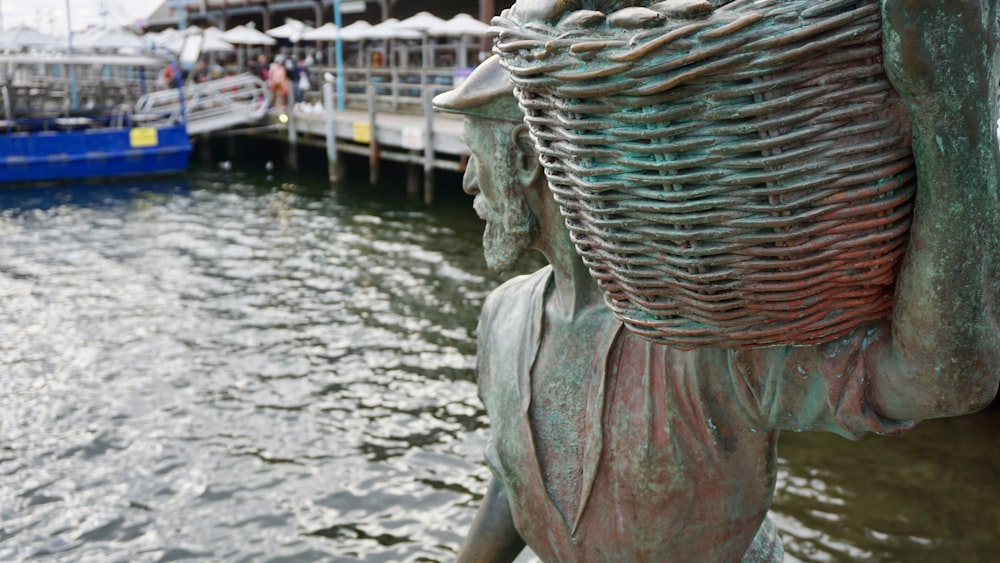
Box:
(476, 195), (539, 274)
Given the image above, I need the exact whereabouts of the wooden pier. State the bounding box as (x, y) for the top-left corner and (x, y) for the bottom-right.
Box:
(205, 73), (471, 204)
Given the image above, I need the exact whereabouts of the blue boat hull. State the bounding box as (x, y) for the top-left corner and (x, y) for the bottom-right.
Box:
(0, 124), (192, 184)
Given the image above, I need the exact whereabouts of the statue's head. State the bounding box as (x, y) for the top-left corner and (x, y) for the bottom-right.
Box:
(434, 56), (542, 274)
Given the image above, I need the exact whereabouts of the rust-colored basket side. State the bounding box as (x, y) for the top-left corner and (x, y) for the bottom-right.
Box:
(493, 0), (915, 348)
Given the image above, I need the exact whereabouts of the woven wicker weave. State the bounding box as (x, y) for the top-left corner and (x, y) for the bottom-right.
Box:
(493, 0), (914, 348)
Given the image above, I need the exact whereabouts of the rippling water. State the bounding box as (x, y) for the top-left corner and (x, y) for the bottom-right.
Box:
(1, 162), (997, 562)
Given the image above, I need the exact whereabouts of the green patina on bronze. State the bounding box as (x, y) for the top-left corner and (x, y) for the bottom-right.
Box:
(436, 1), (1000, 561)
(493, 0), (922, 348)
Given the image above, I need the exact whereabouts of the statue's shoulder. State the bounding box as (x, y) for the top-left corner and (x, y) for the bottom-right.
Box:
(481, 266), (553, 322)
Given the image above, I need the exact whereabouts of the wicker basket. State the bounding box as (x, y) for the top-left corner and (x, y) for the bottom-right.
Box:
(492, 0), (914, 348)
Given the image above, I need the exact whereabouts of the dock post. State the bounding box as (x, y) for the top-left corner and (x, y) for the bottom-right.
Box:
(199, 134), (211, 164)
(422, 84), (435, 205)
(287, 88), (299, 172)
(367, 82), (379, 186)
(407, 157), (421, 197)
(323, 79), (344, 186)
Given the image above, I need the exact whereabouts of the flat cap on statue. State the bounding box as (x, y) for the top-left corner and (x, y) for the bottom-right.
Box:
(432, 55), (523, 124)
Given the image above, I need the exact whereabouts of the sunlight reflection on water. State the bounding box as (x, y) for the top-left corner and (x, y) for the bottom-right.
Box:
(0, 169), (996, 562)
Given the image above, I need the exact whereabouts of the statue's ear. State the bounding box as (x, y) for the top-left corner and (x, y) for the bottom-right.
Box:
(512, 125), (542, 185)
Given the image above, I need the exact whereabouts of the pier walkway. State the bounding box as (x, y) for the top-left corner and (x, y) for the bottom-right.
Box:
(206, 80), (472, 203)
(184, 63), (485, 203)
(279, 106), (465, 168)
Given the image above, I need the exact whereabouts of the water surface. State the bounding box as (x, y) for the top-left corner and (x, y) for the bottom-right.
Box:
(1, 164), (996, 562)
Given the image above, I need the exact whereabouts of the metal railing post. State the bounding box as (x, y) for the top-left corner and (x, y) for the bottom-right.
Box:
(367, 82), (379, 185)
(287, 87), (298, 171)
(323, 78), (344, 185)
(423, 82), (435, 204)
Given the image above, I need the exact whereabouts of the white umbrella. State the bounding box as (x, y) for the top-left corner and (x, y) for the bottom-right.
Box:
(159, 24), (205, 50)
(301, 23), (340, 42)
(266, 18), (314, 42)
(159, 26), (232, 68)
(201, 27), (235, 53)
(395, 12), (447, 70)
(222, 24), (276, 46)
(324, 20), (372, 67)
(159, 26), (206, 53)
(159, 32), (186, 54)
(144, 28), (179, 48)
(0, 25), (59, 51)
(221, 24), (274, 72)
(75, 27), (147, 52)
(396, 11), (447, 33)
(358, 19), (422, 70)
(339, 20), (373, 42)
(427, 14), (490, 37)
(199, 27), (235, 68)
(360, 18), (422, 40)
(427, 14), (489, 68)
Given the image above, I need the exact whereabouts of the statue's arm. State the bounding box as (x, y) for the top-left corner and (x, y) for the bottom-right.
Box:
(460, 289), (525, 561)
(869, 0), (1000, 420)
(456, 477), (526, 563)
(733, 2), (999, 434)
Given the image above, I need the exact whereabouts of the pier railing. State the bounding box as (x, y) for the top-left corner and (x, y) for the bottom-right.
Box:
(307, 66), (459, 112)
(231, 65), (473, 203)
(137, 73), (271, 135)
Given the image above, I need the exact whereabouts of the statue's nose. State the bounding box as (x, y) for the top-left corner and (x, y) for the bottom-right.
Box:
(462, 157), (480, 195)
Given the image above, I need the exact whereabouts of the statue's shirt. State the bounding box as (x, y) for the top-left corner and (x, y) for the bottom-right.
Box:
(476, 267), (913, 562)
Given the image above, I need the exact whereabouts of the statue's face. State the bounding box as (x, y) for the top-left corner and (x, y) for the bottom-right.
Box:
(461, 118), (538, 273)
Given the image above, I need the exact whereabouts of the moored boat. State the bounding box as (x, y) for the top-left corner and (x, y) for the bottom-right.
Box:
(0, 52), (192, 185)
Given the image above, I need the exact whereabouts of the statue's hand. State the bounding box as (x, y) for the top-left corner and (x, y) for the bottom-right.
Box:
(881, 0), (999, 103)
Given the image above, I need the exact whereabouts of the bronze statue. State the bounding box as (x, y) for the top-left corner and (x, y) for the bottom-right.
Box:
(434, 0), (999, 560)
